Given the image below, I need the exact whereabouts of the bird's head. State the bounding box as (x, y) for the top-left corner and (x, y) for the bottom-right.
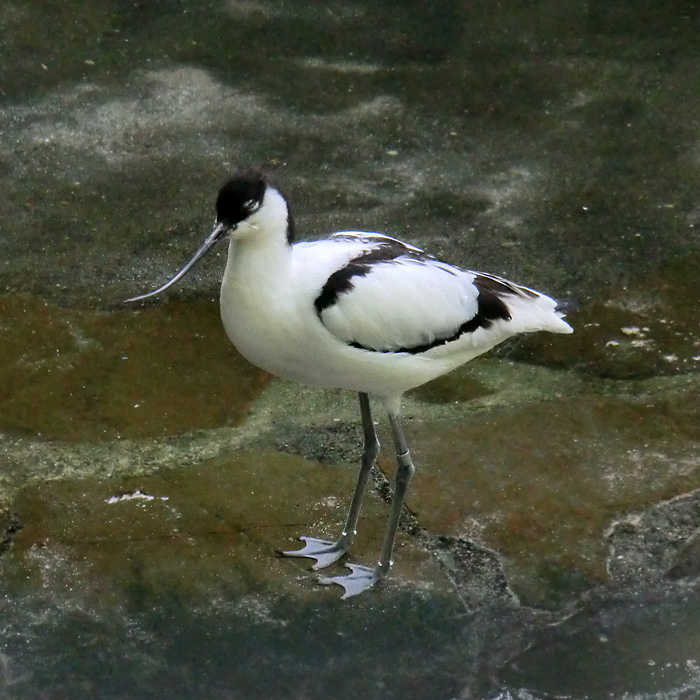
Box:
(124, 169), (293, 303)
(214, 170), (294, 244)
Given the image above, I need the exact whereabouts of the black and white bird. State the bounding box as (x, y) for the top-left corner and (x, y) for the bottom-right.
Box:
(126, 170), (573, 599)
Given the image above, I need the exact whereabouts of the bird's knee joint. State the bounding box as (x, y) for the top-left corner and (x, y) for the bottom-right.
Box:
(396, 454), (415, 478)
(396, 449), (412, 465)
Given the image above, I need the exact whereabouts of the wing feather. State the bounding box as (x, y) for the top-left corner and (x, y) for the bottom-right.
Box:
(318, 257), (482, 352)
(294, 232), (571, 355)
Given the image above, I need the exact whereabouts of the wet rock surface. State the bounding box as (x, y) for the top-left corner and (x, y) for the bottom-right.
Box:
(0, 296), (269, 441)
(1, 1), (700, 698)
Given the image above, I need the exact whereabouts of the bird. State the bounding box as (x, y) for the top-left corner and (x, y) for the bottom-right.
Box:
(126, 169), (573, 599)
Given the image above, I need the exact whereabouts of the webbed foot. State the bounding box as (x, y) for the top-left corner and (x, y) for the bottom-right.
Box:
(280, 536), (349, 570)
(318, 563), (385, 600)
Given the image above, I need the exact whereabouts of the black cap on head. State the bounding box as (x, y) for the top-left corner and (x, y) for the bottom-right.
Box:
(216, 170), (268, 227)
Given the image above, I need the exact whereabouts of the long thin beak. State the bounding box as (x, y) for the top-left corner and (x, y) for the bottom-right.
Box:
(124, 222), (229, 303)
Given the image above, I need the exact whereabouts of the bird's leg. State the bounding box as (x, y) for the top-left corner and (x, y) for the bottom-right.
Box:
(319, 408), (416, 599)
(280, 392), (379, 570)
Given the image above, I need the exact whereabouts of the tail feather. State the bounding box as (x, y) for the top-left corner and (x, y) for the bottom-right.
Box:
(503, 289), (574, 335)
(471, 271), (574, 336)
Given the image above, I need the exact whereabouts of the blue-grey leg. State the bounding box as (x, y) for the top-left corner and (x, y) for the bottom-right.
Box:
(319, 408), (416, 599)
(281, 392), (379, 570)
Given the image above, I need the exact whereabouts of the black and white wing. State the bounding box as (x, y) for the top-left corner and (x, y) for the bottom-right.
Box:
(299, 232), (571, 355)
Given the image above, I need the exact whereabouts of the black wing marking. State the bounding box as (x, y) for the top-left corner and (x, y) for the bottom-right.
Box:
(314, 237), (436, 315)
(312, 231), (547, 355)
(472, 272), (539, 299)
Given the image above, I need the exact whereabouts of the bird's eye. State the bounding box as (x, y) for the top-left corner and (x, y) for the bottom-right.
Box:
(243, 198), (260, 213)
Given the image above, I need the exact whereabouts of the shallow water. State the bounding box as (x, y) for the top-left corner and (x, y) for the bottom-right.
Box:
(1, 1), (700, 698)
